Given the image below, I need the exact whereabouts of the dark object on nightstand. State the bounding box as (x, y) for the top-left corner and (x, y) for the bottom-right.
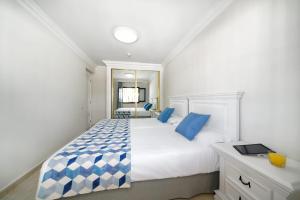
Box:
(233, 143), (275, 155)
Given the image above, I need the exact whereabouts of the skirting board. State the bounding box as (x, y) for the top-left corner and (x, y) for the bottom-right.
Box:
(0, 162), (43, 198)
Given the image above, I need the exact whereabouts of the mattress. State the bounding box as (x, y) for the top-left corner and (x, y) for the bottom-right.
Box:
(116, 107), (151, 117)
(130, 122), (220, 182)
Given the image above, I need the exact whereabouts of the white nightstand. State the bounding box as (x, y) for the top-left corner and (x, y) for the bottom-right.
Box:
(212, 142), (300, 200)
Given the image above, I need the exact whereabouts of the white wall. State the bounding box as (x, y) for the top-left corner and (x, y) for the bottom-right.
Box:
(0, 0), (90, 191)
(163, 0), (300, 160)
(90, 66), (106, 125)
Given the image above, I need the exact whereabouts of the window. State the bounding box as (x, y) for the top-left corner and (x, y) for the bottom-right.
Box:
(119, 87), (138, 103)
(118, 87), (146, 103)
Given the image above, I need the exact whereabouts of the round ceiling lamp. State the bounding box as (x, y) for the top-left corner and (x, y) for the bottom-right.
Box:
(113, 26), (138, 44)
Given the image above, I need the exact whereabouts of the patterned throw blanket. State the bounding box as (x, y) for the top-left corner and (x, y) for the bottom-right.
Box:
(37, 119), (131, 200)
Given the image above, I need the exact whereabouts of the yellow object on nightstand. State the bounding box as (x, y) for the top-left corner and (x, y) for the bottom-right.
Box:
(268, 153), (286, 168)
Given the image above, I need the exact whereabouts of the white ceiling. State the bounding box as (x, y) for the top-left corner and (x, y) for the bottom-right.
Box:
(35, 0), (221, 65)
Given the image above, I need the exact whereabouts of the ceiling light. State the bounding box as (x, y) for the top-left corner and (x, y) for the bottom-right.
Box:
(125, 73), (134, 78)
(113, 26), (138, 44)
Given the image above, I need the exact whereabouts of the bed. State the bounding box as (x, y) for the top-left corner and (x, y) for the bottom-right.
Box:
(115, 107), (151, 118)
(129, 97), (188, 128)
(36, 93), (243, 200)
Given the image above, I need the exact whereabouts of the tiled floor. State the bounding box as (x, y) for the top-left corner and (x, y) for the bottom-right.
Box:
(0, 168), (214, 200)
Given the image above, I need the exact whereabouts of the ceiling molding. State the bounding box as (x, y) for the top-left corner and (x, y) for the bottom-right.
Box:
(17, 0), (97, 72)
(162, 0), (234, 67)
(103, 60), (162, 70)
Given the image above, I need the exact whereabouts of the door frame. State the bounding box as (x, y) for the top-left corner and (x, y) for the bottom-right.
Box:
(87, 71), (92, 128)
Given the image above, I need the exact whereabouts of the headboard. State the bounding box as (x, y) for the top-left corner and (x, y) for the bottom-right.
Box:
(188, 92), (243, 142)
(169, 96), (188, 117)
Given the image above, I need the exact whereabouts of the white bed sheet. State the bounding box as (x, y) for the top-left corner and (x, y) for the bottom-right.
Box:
(116, 107), (151, 117)
(130, 123), (219, 182)
(130, 118), (169, 129)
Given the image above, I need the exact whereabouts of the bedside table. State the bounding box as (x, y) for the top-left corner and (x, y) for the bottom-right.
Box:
(212, 142), (300, 200)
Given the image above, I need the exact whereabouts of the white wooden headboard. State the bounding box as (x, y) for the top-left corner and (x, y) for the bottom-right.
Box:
(169, 96), (188, 117)
(188, 92), (243, 142)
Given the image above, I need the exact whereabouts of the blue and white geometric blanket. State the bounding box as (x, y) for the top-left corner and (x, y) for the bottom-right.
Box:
(36, 119), (130, 200)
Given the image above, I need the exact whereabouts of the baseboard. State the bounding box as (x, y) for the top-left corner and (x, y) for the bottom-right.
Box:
(0, 161), (43, 198)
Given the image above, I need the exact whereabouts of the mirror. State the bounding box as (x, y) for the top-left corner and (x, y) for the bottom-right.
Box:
(112, 69), (160, 119)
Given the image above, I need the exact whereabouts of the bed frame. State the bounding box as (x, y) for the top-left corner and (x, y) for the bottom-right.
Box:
(43, 92), (243, 200)
(188, 92), (243, 142)
(64, 172), (219, 200)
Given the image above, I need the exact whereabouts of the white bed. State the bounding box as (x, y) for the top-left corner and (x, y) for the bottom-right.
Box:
(130, 93), (242, 181)
(37, 93), (242, 200)
(131, 125), (220, 181)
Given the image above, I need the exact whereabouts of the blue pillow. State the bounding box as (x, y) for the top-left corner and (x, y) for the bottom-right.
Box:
(175, 112), (210, 140)
(158, 107), (174, 123)
(145, 103), (152, 111)
(143, 103), (150, 109)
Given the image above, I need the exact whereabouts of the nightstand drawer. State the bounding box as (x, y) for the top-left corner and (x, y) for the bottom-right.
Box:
(225, 162), (271, 200)
(225, 179), (252, 200)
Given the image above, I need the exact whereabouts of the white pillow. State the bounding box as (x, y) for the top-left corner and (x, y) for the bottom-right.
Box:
(194, 129), (224, 146)
(167, 115), (183, 126)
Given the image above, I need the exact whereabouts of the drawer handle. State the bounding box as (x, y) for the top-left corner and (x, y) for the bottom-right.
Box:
(239, 175), (251, 188)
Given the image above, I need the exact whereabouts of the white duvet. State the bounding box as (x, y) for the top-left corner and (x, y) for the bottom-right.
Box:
(130, 119), (220, 181)
(130, 118), (169, 129)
